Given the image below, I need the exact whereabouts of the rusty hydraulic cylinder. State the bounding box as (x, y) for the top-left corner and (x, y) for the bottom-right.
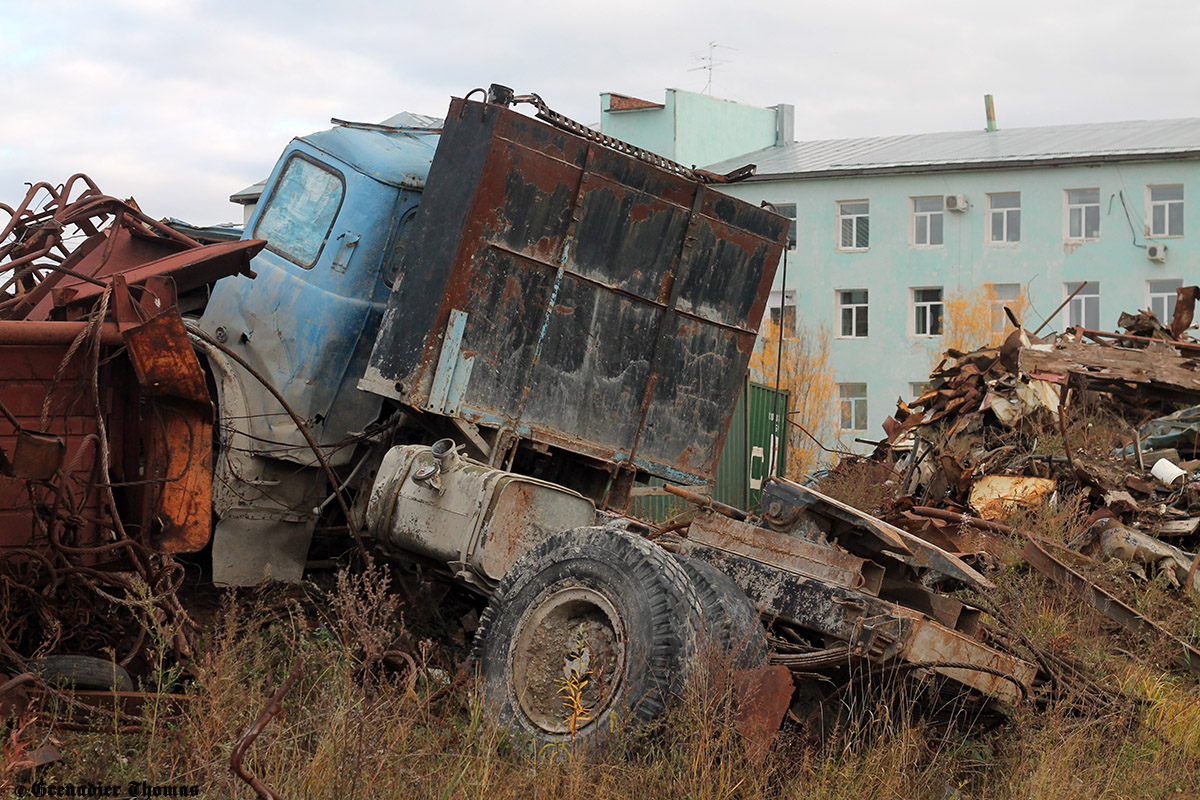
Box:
(663, 483), (747, 521)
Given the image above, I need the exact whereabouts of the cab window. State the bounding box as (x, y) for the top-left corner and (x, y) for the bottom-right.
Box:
(254, 154), (345, 268)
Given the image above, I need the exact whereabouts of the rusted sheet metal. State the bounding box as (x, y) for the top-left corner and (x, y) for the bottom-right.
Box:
(732, 665), (793, 763)
(902, 618), (1036, 707)
(761, 478), (994, 590)
(51, 238), (263, 317)
(1020, 338), (1200, 404)
(120, 309), (213, 553)
(688, 510), (881, 593)
(968, 475), (1056, 521)
(1021, 536), (1200, 673)
(362, 97), (788, 485)
(0, 344), (108, 549)
(0, 396), (64, 479)
(0, 176), (256, 559)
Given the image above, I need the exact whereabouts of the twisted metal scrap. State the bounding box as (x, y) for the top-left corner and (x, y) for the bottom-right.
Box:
(231, 657), (304, 800)
(1, 177), (198, 669)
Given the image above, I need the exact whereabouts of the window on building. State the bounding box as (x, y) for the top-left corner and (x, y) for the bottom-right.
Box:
(1148, 279), (1183, 322)
(839, 290), (869, 337)
(774, 203), (798, 249)
(990, 283), (1022, 335)
(768, 289), (796, 331)
(838, 201), (870, 250)
(912, 196), (944, 246)
(1148, 185), (1184, 237)
(1065, 188), (1100, 240)
(909, 382), (931, 400)
(913, 287), (944, 336)
(839, 383), (868, 432)
(987, 192), (1021, 243)
(1064, 282), (1100, 330)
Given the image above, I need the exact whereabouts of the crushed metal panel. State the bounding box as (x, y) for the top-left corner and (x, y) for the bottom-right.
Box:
(1020, 339), (1200, 403)
(687, 510), (881, 592)
(903, 618), (1036, 707)
(968, 475), (1056, 521)
(212, 512), (316, 586)
(363, 97), (787, 485)
(121, 311), (213, 553)
(761, 478), (994, 590)
(0, 343), (111, 549)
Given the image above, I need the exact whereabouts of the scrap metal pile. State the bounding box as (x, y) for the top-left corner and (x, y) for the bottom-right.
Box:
(873, 292), (1200, 679)
(0, 177), (261, 669)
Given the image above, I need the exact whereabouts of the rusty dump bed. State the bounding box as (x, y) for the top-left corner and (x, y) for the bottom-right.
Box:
(361, 97), (789, 485)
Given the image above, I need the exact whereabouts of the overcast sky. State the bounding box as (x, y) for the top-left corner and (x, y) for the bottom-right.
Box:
(4, 0), (1197, 224)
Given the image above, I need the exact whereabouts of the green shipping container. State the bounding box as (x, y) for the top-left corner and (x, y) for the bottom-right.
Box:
(630, 377), (788, 523)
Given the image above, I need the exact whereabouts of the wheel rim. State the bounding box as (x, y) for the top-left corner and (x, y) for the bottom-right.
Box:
(511, 586), (626, 735)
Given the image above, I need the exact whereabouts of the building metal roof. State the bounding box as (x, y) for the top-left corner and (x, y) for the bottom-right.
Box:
(706, 117), (1200, 180)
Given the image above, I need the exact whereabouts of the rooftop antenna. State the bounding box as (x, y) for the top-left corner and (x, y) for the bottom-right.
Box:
(689, 42), (735, 95)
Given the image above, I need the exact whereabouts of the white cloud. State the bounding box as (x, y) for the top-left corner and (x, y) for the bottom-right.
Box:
(3, 0), (1199, 223)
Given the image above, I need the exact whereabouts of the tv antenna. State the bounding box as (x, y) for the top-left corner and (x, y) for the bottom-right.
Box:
(689, 42), (735, 95)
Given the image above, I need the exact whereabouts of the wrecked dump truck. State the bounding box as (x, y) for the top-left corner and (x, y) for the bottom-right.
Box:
(0, 87), (1034, 747)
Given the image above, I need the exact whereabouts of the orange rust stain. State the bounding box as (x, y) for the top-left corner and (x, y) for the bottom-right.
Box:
(501, 275), (522, 303)
(628, 202), (655, 223)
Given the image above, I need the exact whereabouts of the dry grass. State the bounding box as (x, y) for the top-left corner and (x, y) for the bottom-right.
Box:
(4, 552), (1198, 799)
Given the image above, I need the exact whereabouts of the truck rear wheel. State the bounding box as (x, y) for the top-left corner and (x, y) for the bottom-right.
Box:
(471, 527), (700, 751)
(675, 555), (768, 669)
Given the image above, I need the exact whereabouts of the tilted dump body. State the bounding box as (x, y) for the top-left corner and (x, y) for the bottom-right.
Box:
(361, 97), (789, 486)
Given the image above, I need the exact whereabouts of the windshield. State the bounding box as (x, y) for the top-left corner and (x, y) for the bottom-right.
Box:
(254, 154), (345, 268)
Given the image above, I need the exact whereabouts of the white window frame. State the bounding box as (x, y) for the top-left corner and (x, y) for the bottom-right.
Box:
(837, 289), (869, 338)
(987, 192), (1021, 244)
(1063, 282), (1100, 330)
(1147, 185), (1184, 238)
(909, 382), (931, 400)
(1148, 279), (1183, 322)
(911, 196), (944, 247)
(912, 287), (944, 337)
(989, 283), (1022, 336)
(767, 289), (796, 332)
(837, 200), (870, 251)
(1064, 188), (1100, 241)
(838, 383), (868, 432)
(774, 202), (798, 249)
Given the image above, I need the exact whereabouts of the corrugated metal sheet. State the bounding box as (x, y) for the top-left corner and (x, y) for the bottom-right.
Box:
(706, 117), (1200, 178)
(631, 379), (788, 522)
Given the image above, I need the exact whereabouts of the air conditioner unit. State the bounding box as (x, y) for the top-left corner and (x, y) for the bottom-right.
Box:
(945, 194), (968, 212)
(1147, 243), (1168, 262)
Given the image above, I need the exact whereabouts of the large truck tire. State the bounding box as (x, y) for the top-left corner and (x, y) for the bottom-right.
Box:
(471, 527), (701, 751)
(675, 555), (769, 669)
(32, 655), (134, 692)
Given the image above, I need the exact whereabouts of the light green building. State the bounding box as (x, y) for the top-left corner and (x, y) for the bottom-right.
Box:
(603, 93), (1200, 448)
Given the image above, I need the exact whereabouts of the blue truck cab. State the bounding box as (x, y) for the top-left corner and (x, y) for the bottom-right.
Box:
(199, 121), (439, 466)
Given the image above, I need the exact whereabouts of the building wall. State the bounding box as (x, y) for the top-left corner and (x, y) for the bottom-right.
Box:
(716, 160), (1200, 445)
(600, 89), (781, 169)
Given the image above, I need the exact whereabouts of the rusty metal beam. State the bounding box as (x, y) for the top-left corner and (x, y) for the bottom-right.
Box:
(0, 321), (124, 346)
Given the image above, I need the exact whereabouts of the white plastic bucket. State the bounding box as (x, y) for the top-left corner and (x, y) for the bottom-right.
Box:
(1151, 458), (1187, 486)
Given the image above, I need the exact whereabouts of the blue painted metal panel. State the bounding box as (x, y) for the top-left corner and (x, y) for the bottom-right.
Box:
(199, 125), (437, 464)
